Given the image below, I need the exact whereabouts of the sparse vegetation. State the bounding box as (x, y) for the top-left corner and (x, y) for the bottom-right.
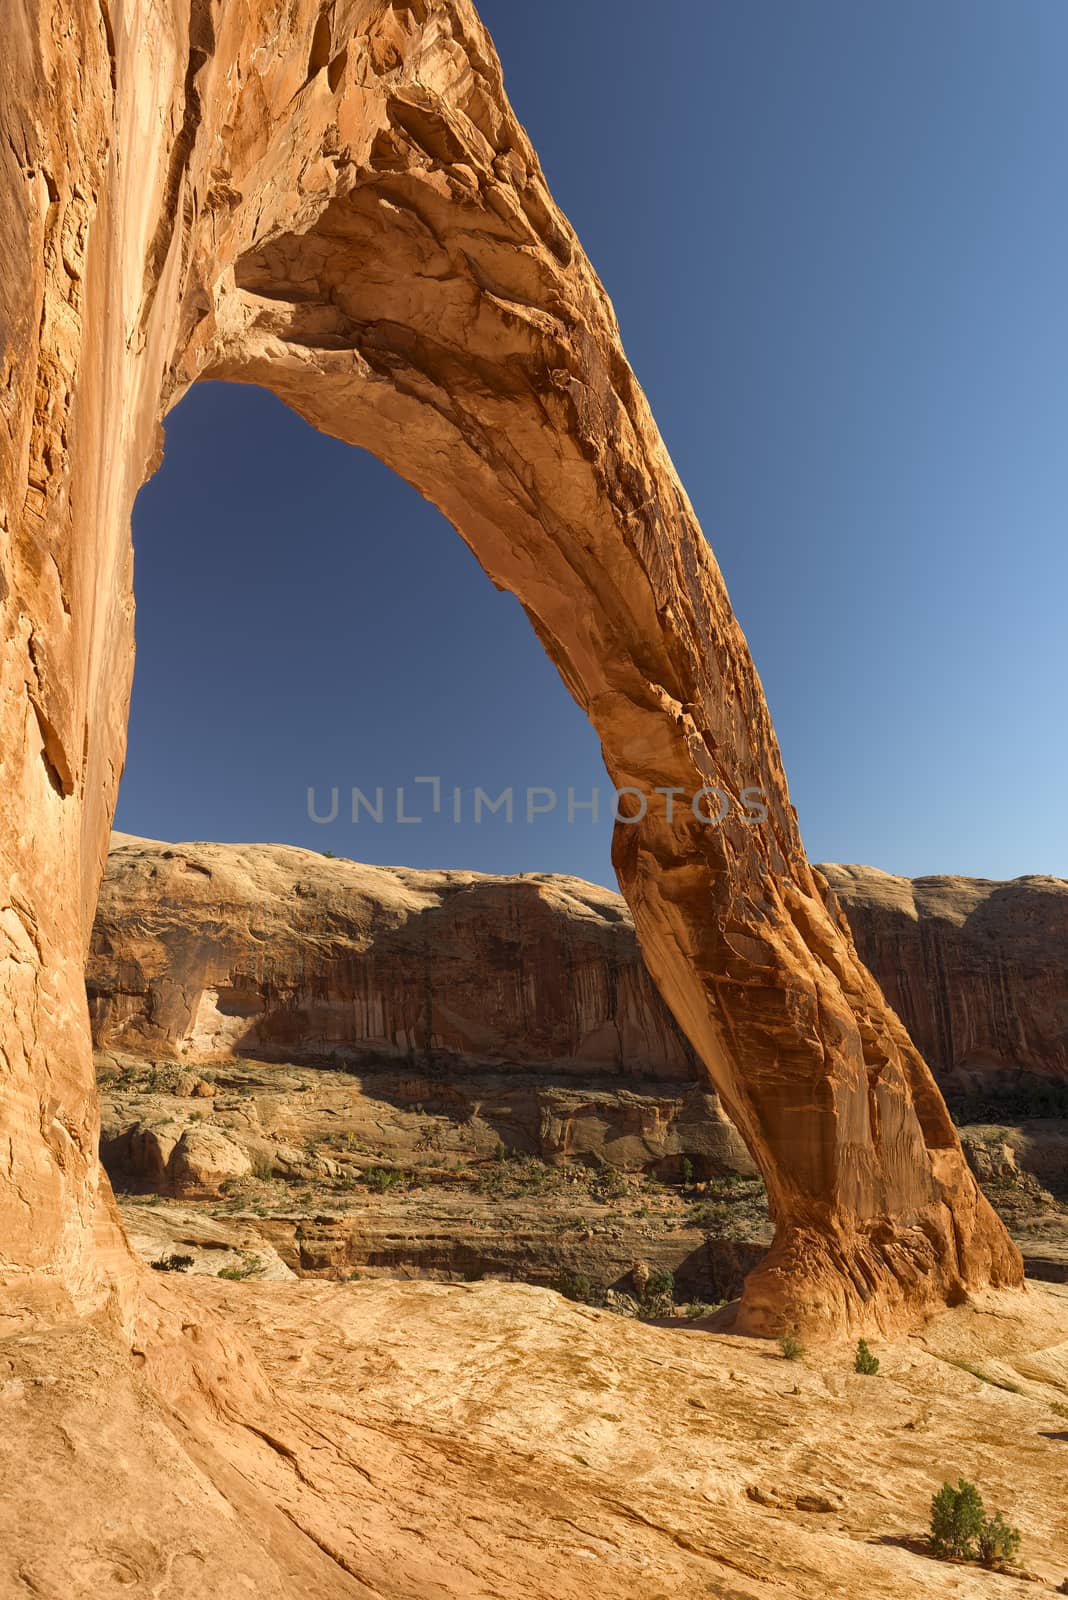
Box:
(365, 1166), (407, 1194)
(977, 1510), (1021, 1568)
(930, 1479), (985, 1559)
(778, 1330), (804, 1361)
(686, 1299), (722, 1319)
(249, 1149), (275, 1181)
(942, 1357), (1022, 1394)
(929, 1479), (1021, 1568)
(217, 1253), (265, 1281)
(558, 1271), (604, 1307)
(854, 1338), (880, 1375)
(947, 1074), (1068, 1124)
(639, 1267), (675, 1316)
(151, 1253), (194, 1272)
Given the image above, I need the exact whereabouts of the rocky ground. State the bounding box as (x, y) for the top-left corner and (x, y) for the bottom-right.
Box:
(5, 1268), (1067, 1598)
(99, 1050), (1068, 1310)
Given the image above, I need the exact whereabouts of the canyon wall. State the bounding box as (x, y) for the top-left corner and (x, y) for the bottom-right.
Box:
(822, 866), (1068, 1094)
(0, 0), (1020, 1336)
(89, 834), (698, 1079)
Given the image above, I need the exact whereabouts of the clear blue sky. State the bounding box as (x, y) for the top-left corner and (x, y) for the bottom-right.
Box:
(118, 0), (1068, 887)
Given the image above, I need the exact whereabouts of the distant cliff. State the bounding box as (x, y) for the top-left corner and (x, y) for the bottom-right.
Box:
(820, 864), (1068, 1095)
(89, 834), (698, 1080)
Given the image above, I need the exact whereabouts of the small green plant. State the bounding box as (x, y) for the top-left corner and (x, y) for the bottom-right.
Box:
(365, 1166), (405, 1193)
(854, 1338), (880, 1375)
(644, 1268), (674, 1302)
(685, 1200), (729, 1230)
(217, 1253), (264, 1281)
(559, 1272), (604, 1307)
(681, 1157), (694, 1188)
(686, 1299), (722, 1319)
(977, 1510), (1021, 1569)
(778, 1330), (804, 1361)
(929, 1479), (986, 1560)
(151, 1253), (194, 1273)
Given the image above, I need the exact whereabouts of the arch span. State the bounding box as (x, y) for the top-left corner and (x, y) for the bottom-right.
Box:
(0, 0), (1020, 1335)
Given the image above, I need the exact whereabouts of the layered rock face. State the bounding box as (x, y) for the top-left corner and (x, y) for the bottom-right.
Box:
(0, 0), (1020, 1337)
(90, 834), (698, 1079)
(821, 865), (1068, 1093)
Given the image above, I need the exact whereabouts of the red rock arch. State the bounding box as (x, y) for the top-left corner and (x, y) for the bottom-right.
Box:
(0, 0), (1019, 1335)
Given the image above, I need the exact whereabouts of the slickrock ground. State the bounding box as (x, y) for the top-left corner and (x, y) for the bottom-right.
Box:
(3, 1273), (1067, 1597)
(822, 865), (1068, 1093)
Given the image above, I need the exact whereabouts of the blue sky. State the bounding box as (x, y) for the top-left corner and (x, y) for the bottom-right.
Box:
(118, 0), (1068, 887)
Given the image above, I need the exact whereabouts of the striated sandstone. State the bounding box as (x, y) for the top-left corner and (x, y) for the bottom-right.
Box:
(821, 864), (1068, 1093)
(2, 1274), (1066, 1598)
(89, 834), (699, 1079)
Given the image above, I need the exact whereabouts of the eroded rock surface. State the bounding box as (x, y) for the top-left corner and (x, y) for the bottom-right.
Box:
(90, 834), (700, 1079)
(821, 864), (1068, 1095)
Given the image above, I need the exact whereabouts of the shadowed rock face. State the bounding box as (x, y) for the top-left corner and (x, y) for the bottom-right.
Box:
(821, 865), (1068, 1093)
(0, 0), (1019, 1335)
(89, 835), (700, 1080)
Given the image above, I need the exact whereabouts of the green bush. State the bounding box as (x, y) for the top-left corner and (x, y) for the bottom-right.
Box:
(854, 1338), (880, 1375)
(929, 1479), (986, 1560)
(642, 1260), (674, 1312)
(559, 1272), (604, 1307)
(151, 1253), (194, 1273)
(365, 1166), (405, 1193)
(217, 1253), (264, 1281)
(977, 1510), (1021, 1569)
(778, 1330), (804, 1361)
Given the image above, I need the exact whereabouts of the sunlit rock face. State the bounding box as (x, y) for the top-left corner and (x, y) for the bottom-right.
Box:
(0, 0), (1020, 1337)
(821, 865), (1068, 1095)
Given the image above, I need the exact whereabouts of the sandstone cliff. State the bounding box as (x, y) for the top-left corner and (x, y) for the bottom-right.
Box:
(90, 834), (698, 1078)
(821, 865), (1068, 1095)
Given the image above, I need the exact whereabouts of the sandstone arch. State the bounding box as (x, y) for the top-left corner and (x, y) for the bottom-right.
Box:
(1, 0), (1020, 1337)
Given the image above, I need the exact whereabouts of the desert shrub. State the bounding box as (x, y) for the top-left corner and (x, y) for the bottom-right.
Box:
(681, 1157), (695, 1188)
(559, 1272), (604, 1307)
(686, 1300), (722, 1319)
(930, 1479), (986, 1559)
(646, 1268), (674, 1299)
(977, 1510), (1021, 1568)
(365, 1166), (406, 1193)
(590, 1166), (630, 1203)
(778, 1330), (804, 1361)
(854, 1338), (880, 1375)
(217, 1253), (264, 1281)
(686, 1201), (729, 1230)
(151, 1253), (193, 1273)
